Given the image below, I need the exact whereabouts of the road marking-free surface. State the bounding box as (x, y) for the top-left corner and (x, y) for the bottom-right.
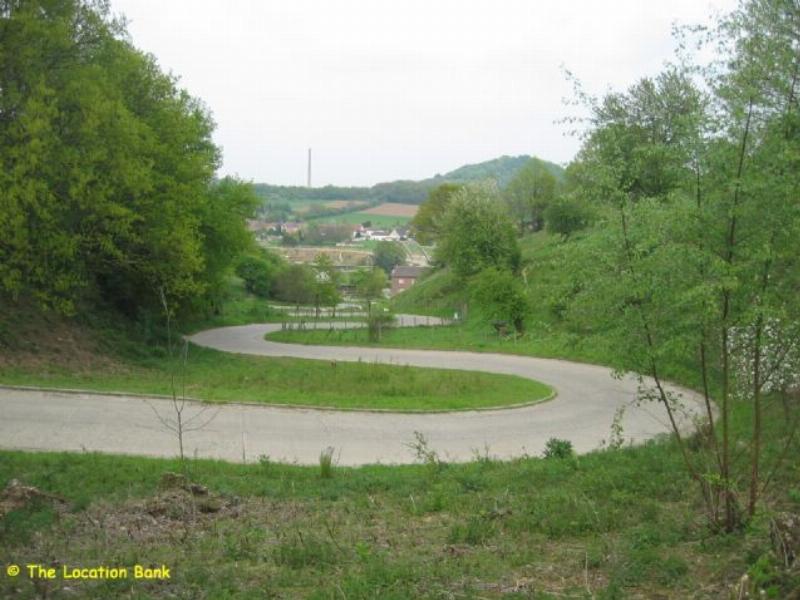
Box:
(0, 318), (706, 465)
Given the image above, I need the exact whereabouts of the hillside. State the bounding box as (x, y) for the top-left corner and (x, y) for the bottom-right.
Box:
(253, 154), (565, 207)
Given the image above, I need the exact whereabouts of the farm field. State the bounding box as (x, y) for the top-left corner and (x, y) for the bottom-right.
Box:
(308, 211), (412, 228)
(361, 202), (419, 217)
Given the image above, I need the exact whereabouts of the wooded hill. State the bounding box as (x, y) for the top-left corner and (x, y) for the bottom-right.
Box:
(253, 154), (565, 206)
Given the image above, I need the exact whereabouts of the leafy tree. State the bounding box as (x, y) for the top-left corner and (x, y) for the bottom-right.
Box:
(0, 0), (255, 319)
(503, 158), (558, 232)
(353, 268), (387, 317)
(196, 177), (260, 312)
(410, 183), (462, 244)
(564, 0), (800, 532)
(470, 267), (529, 334)
(436, 182), (521, 279)
(235, 253), (283, 299)
(312, 254), (341, 317)
(544, 197), (590, 239)
(274, 264), (315, 308)
(373, 242), (406, 275)
(304, 223), (352, 246)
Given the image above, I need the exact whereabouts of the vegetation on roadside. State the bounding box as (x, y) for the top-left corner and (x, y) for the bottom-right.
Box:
(0, 2), (258, 321)
(1, 390), (797, 598)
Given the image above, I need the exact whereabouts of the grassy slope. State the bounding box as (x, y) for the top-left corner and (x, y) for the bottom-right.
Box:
(272, 238), (619, 370)
(2, 235), (798, 597)
(0, 292), (550, 411)
(1, 396), (797, 598)
(0, 342), (551, 411)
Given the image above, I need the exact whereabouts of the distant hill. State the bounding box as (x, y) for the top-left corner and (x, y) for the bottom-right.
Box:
(434, 155), (563, 187)
(253, 155), (564, 206)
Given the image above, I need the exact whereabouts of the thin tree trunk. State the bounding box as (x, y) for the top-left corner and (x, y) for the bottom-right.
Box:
(749, 313), (763, 516)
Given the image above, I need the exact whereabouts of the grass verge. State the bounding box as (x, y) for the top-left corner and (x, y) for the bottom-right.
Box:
(1, 396), (798, 599)
(0, 342), (551, 411)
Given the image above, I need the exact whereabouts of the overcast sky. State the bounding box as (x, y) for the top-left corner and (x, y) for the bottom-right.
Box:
(109, 0), (736, 187)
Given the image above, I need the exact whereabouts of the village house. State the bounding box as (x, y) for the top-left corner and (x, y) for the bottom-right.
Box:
(354, 226), (411, 242)
(390, 265), (426, 295)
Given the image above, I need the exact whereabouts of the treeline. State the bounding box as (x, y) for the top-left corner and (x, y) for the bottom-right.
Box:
(253, 155), (565, 207)
(0, 0), (258, 319)
(410, 157), (586, 245)
(235, 249), (389, 323)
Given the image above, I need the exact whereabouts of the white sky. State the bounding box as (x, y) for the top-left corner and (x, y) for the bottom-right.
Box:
(109, 0), (736, 187)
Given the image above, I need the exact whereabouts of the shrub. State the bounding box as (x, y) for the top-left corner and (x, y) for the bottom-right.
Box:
(543, 438), (574, 459)
(319, 447), (335, 479)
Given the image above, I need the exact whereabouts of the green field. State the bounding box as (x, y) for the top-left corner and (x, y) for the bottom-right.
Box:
(308, 211), (412, 228)
(0, 342), (551, 411)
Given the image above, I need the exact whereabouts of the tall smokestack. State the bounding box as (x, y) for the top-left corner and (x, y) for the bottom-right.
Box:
(307, 147), (312, 188)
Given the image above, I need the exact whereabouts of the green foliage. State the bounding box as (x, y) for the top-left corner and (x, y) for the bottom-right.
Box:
(253, 155), (563, 208)
(542, 438), (574, 459)
(470, 267), (529, 334)
(443, 154), (563, 187)
(409, 183), (462, 244)
(366, 308), (395, 342)
(0, 1), (256, 318)
(311, 253), (341, 313)
(562, 0), (800, 530)
(235, 253), (280, 298)
(504, 158), (559, 232)
(319, 447), (335, 479)
(544, 196), (591, 239)
(372, 241), (406, 275)
(436, 183), (521, 279)
(273, 263), (316, 306)
(353, 268), (388, 314)
(303, 222), (353, 245)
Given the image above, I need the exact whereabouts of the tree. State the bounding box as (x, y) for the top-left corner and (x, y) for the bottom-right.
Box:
(274, 264), (315, 309)
(470, 267), (529, 335)
(564, 0), (800, 532)
(0, 0), (255, 319)
(544, 196), (590, 240)
(373, 241), (406, 275)
(436, 182), (521, 279)
(312, 254), (341, 317)
(353, 268), (387, 318)
(503, 158), (558, 232)
(409, 183), (462, 244)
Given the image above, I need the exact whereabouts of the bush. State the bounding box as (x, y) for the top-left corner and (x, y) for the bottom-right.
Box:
(235, 255), (275, 298)
(543, 438), (574, 459)
(367, 309), (395, 342)
(319, 447), (335, 479)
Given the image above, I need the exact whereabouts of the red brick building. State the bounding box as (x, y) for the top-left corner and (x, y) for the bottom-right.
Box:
(390, 266), (426, 295)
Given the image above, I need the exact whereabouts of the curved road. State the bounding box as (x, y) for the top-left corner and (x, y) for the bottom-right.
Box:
(0, 316), (707, 465)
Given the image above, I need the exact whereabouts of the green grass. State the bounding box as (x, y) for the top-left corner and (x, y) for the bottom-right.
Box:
(267, 322), (615, 365)
(180, 278), (277, 333)
(0, 342), (551, 411)
(1, 395), (797, 598)
(308, 211), (411, 228)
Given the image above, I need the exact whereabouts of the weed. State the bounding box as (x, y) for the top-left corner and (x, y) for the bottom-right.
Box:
(273, 531), (338, 569)
(543, 438), (574, 459)
(319, 447), (335, 479)
(448, 515), (496, 546)
(406, 431), (446, 474)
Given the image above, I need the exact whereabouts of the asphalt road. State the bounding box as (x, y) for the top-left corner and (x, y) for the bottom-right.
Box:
(0, 317), (707, 465)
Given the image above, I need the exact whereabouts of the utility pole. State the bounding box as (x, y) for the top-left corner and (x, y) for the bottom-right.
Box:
(307, 147), (312, 188)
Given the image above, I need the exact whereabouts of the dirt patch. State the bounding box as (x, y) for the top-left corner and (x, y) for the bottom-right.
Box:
(0, 300), (129, 373)
(325, 200), (368, 210)
(81, 475), (244, 544)
(0, 479), (68, 518)
(361, 203), (419, 217)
